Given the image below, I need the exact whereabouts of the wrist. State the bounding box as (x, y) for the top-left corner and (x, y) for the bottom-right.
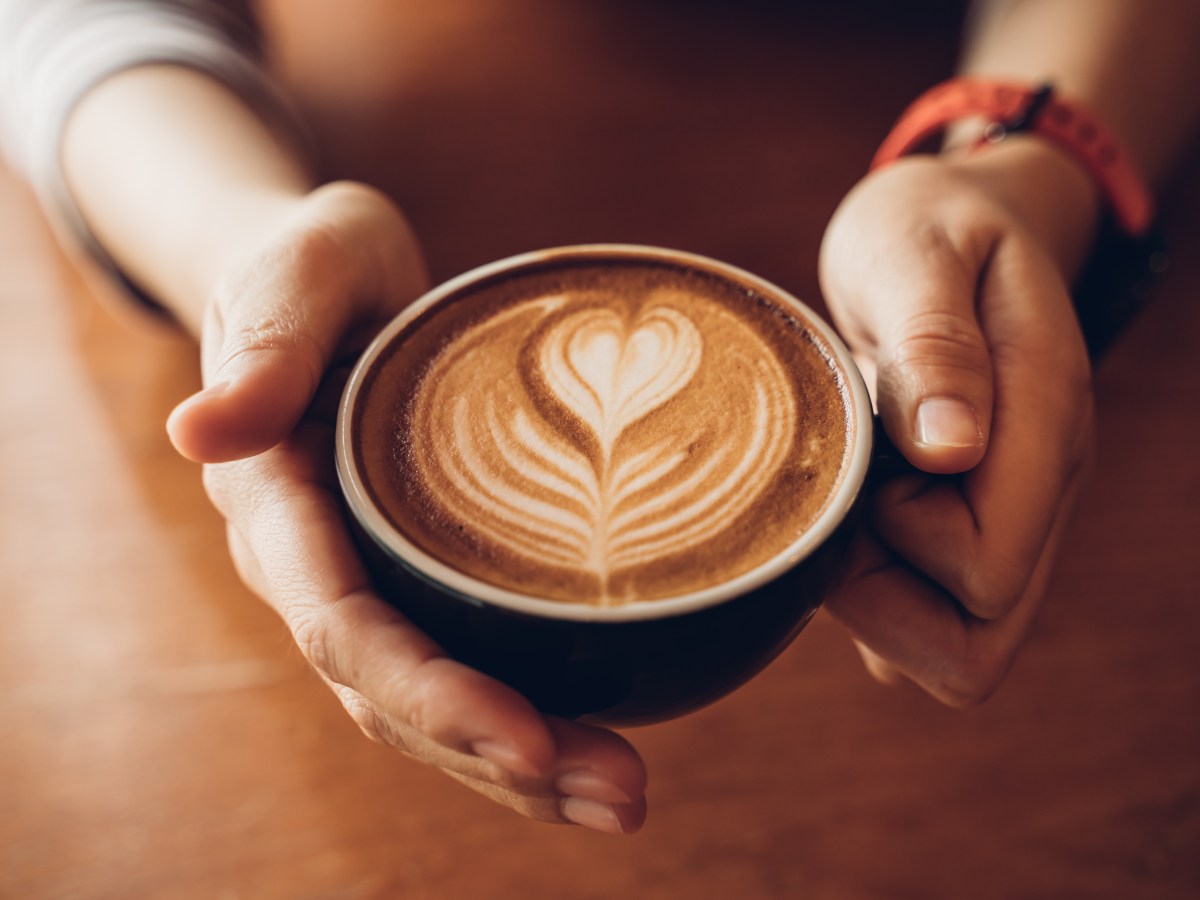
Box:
(871, 78), (1157, 284)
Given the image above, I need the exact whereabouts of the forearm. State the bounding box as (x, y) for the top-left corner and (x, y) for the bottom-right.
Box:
(62, 64), (314, 335)
(961, 0), (1200, 190)
(933, 0), (1200, 279)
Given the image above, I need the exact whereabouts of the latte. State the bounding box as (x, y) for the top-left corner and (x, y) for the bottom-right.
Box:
(353, 257), (851, 606)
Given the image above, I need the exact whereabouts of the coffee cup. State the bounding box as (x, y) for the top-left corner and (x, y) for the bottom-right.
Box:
(336, 245), (874, 726)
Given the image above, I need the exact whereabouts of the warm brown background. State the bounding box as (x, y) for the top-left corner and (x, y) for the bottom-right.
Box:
(3, 2), (1198, 898)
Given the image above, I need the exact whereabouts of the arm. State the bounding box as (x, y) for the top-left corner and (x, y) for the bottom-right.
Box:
(63, 63), (313, 333)
(2, 1), (645, 832)
(819, 0), (1200, 703)
(959, 0), (1200, 191)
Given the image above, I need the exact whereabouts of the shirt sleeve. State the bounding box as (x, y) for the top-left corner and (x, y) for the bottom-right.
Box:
(0, 0), (308, 303)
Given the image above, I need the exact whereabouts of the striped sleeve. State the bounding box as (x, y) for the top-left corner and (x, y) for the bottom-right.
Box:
(0, 0), (306, 298)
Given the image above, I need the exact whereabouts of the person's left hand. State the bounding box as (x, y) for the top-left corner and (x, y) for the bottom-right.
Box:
(166, 182), (648, 833)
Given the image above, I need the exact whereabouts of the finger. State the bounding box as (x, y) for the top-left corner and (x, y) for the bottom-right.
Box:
(826, 533), (906, 688)
(279, 534), (558, 779)
(820, 168), (997, 474)
(322, 681), (647, 833)
(459, 716), (649, 834)
(547, 717), (648, 807)
(870, 237), (1092, 619)
(374, 698), (648, 822)
(826, 533), (971, 704)
(166, 226), (363, 463)
(852, 640), (906, 687)
(321, 675), (547, 785)
(828, 477), (1078, 706)
(210, 440), (558, 779)
(866, 222), (995, 473)
(443, 768), (648, 835)
(168, 184), (427, 463)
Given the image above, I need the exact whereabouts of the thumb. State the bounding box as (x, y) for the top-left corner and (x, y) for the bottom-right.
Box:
(868, 230), (994, 475)
(167, 228), (362, 463)
(166, 183), (428, 464)
(167, 328), (327, 464)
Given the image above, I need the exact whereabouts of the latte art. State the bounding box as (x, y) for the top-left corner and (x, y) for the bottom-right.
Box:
(537, 303), (702, 457)
(356, 262), (850, 605)
(410, 291), (798, 605)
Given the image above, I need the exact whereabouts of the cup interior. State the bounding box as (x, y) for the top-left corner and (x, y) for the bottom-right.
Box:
(336, 244), (874, 623)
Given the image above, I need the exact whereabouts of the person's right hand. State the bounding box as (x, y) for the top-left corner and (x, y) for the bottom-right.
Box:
(166, 182), (648, 833)
(817, 142), (1099, 706)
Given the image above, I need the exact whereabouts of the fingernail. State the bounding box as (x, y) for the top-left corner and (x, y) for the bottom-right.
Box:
(470, 740), (541, 778)
(560, 797), (624, 834)
(915, 397), (983, 448)
(555, 770), (633, 805)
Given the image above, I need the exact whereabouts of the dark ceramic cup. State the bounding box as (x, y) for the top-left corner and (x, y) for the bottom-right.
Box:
(335, 245), (874, 726)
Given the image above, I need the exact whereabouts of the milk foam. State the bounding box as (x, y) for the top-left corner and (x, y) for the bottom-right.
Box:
(407, 289), (798, 605)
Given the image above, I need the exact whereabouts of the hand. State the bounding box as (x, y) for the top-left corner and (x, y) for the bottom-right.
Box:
(167, 182), (648, 832)
(818, 146), (1097, 706)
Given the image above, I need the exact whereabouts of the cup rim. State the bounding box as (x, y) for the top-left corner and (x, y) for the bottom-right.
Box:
(336, 244), (873, 623)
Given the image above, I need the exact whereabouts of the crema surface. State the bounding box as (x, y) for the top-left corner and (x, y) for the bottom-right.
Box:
(356, 261), (850, 605)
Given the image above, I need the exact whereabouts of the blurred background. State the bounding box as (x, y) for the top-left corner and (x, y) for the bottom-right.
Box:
(2, 1), (1198, 897)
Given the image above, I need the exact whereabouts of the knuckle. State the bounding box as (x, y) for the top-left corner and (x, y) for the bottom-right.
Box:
(219, 315), (325, 378)
(938, 654), (1007, 708)
(389, 656), (445, 739)
(227, 314), (305, 355)
(889, 311), (990, 378)
(337, 690), (391, 746)
(961, 523), (1052, 624)
(286, 602), (339, 681)
(909, 219), (961, 263)
(961, 569), (1026, 621)
(935, 634), (1019, 708)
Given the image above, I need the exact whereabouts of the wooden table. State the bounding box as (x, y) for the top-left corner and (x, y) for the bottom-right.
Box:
(3, 3), (1198, 897)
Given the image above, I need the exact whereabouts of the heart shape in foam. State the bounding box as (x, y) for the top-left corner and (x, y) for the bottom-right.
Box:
(541, 306), (702, 453)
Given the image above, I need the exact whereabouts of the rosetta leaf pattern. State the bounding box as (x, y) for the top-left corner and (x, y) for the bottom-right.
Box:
(412, 293), (797, 604)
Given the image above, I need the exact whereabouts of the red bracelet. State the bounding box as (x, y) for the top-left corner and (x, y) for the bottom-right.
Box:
(870, 78), (1153, 236)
